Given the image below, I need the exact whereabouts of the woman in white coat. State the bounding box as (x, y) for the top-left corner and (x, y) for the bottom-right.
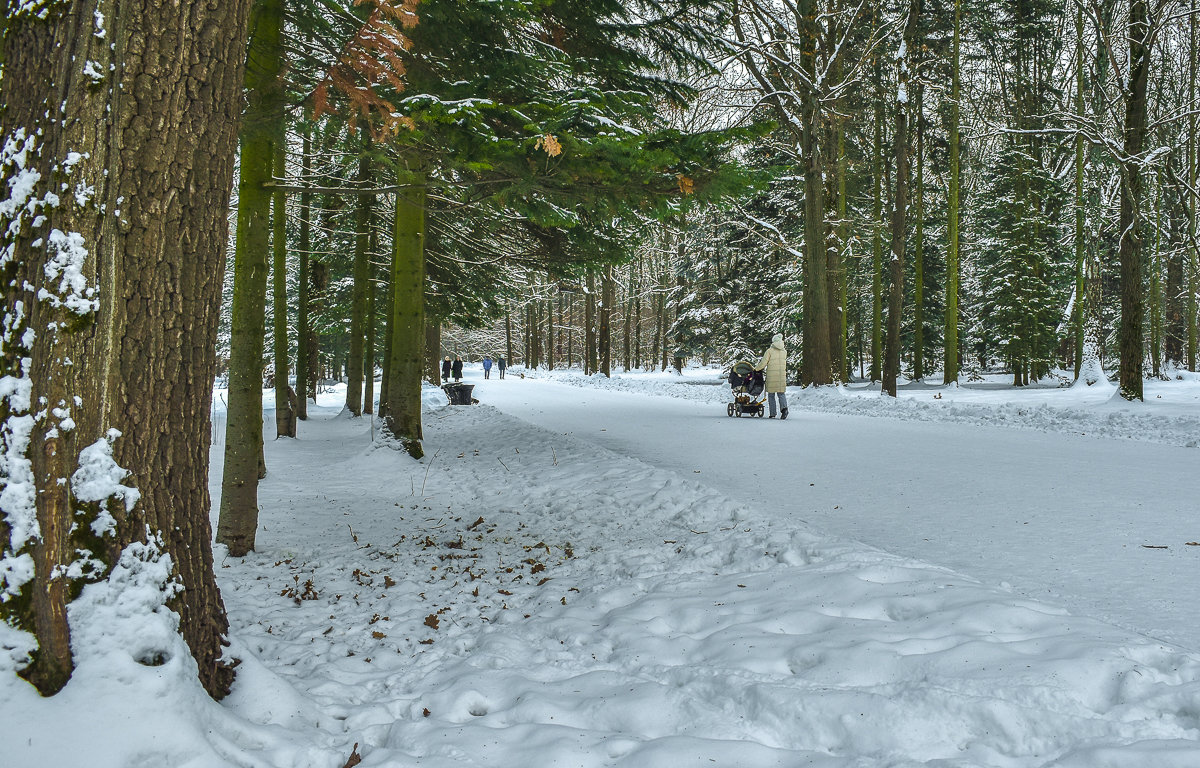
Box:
(756, 333), (788, 419)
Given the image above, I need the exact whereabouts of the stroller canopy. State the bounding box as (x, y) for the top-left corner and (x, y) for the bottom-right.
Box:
(728, 360), (764, 396)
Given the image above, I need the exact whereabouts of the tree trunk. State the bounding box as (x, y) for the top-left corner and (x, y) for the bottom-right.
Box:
(585, 271), (597, 374)
(1189, 0), (1198, 371)
(913, 76), (925, 382)
(295, 125), (312, 420)
(944, 0), (962, 385)
(883, 0), (918, 397)
(379, 281), (395, 418)
(364, 249), (376, 415)
(384, 175), (426, 458)
(1118, 0), (1151, 401)
(307, 258), (327, 400)
(345, 142), (373, 416)
(1150, 179), (1163, 377)
(505, 313), (514, 368)
(425, 320), (441, 385)
(0, 0), (249, 698)
(872, 42), (886, 383)
(800, 0), (832, 386)
(600, 265), (614, 376)
(1071, 1), (1086, 380)
(272, 141), (295, 438)
(218, 0), (285, 557)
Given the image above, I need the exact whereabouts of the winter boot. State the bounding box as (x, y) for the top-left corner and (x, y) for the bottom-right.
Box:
(780, 408), (788, 420)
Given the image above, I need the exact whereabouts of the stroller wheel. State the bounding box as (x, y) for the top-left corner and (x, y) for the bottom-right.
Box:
(727, 403), (735, 417)
(757, 408), (764, 417)
(735, 407), (743, 417)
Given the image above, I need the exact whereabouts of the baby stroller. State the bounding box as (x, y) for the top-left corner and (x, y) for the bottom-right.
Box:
(726, 361), (765, 417)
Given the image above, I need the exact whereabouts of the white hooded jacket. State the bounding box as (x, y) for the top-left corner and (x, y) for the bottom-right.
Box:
(756, 337), (787, 393)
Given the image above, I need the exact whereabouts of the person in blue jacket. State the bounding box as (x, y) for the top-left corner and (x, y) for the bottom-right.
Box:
(482, 355), (493, 379)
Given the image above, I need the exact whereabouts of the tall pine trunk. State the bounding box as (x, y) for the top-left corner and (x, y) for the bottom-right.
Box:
(600, 265), (614, 376)
(295, 125), (312, 420)
(364, 239), (377, 415)
(1072, 1), (1087, 380)
(944, 0), (961, 384)
(345, 143), (373, 416)
(913, 76), (925, 382)
(883, 0), (917, 397)
(1189, 0), (1199, 371)
(872, 37), (886, 383)
(218, 0), (285, 557)
(272, 141), (295, 438)
(800, 0), (832, 385)
(1118, 0), (1151, 400)
(384, 176), (426, 458)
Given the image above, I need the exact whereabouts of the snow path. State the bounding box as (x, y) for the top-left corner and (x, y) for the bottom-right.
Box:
(477, 372), (1200, 653)
(201, 388), (1200, 767)
(5, 375), (1200, 767)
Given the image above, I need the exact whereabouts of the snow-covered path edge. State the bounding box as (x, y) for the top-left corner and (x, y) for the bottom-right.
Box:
(520, 367), (1200, 449)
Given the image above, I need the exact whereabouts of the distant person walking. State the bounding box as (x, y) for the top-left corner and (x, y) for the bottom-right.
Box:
(452, 355), (464, 382)
(755, 333), (788, 419)
(497, 356), (507, 379)
(483, 355), (493, 379)
(441, 356), (452, 382)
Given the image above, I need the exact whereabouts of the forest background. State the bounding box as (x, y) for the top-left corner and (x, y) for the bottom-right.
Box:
(2, 0), (1198, 708)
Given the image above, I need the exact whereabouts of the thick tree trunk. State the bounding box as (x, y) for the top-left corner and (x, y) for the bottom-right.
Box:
(944, 0), (961, 385)
(384, 176), (426, 458)
(0, 0), (249, 698)
(1118, 0), (1151, 401)
(218, 0), (285, 557)
(800, 0), (831, 386)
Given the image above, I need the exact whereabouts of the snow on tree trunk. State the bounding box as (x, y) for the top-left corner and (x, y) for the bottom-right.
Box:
(1, 0), (250, 698)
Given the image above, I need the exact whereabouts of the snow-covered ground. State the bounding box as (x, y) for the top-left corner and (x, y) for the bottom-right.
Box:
(3, 367), (1199, 767)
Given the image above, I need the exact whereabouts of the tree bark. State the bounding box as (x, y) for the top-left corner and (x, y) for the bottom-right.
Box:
(218, 0), (285, 557)
(1, 0), (250, 698)
(800, 0), (832, 386)
(883, 0), (917, 397)
(272, 141), (295, 438)
(1189, 0), (1198, 371)
(1118, 0), (1151, 400)
(296, 125), (312, 420)
(384, 175), (426, 458)
(585, 270), (597, 374)
(345, 142), (373, 416)
(913, 75), (925, 382)
(1072, 0), (1087, 380)
(600, 265), (614, 376)
(872, 38), (886, 384)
